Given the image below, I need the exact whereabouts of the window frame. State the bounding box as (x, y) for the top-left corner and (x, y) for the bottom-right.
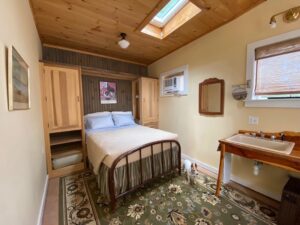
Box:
(140, 1), (201, 39)
(150, 0), (188, 28)
(160, 65), (189, 97)
(245, 29), (300, 108)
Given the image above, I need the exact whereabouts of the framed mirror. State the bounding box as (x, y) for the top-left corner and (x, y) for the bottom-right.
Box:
(199, 78), (224, 115)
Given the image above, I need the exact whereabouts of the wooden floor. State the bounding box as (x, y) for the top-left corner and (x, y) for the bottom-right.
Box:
(42, 167), (280, 225)
(42, 178), (59, 225)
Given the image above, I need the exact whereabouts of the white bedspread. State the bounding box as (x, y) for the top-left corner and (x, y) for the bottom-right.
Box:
(86, 125), (178, 174)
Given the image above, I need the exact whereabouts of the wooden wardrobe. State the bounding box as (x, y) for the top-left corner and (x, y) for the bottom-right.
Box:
(132, 77), (159, 128)
(40, 63), (85, 177)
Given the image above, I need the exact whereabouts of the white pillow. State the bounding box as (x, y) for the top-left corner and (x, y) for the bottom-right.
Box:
(111, 111), (132, 115)
(112, 114), (136, 127)
(85, 115), (115, 130)
(85, 111), (111, 118)
(84, 112), (111, 125)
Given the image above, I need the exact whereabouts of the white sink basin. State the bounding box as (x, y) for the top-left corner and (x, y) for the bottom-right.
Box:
(225, 134), (295, 155)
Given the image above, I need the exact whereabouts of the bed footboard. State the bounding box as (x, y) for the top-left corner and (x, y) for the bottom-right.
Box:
(108, 140), (181, 211)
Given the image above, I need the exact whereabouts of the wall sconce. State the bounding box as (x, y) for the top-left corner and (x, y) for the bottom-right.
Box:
(269, 6), (300, 28)
(232, 80), (251, 101)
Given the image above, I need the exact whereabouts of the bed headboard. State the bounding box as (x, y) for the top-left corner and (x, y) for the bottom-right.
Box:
(82, 75), (132, 114)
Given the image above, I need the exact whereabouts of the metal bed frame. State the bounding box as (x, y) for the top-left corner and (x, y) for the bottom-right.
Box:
(108, 139), (181, 211)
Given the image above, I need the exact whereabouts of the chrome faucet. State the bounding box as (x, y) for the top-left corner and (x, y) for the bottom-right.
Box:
(259, 131), (265, 138)
(251, 132), (257, 137)
(270, 135), (276, 141)
(280, 132), (285, 141)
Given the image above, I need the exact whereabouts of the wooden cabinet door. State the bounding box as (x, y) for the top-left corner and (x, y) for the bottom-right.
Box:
(140, 77), (159, 124)
(43, 66), (82, 132)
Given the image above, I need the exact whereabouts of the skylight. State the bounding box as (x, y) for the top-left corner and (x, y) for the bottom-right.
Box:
(140, 0), (201, 39)
(150, 0), (188, 28)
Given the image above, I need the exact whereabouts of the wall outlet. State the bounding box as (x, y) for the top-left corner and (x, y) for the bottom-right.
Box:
(248, 116), (259, 125)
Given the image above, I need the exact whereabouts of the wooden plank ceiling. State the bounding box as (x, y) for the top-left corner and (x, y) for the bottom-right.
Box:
(30, 0), (265, 65)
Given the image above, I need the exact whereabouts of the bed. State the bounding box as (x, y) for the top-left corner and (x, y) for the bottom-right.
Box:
(85, 112), (181, 211)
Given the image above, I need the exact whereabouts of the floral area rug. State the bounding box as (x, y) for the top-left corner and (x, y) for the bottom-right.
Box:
(59, 171), (278, 225)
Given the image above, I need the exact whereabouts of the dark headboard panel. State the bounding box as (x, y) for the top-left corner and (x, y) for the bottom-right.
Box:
(82, 75), (132, 114)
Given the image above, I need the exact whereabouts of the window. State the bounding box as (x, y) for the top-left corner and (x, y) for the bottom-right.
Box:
(141, 0), (201, 39)
(150, 0), (188, 28)
(245, 29), (300, 108)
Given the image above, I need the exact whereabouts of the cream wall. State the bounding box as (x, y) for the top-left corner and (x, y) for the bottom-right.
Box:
(149, 0), (300, 200)
(0, 1), (47, 225)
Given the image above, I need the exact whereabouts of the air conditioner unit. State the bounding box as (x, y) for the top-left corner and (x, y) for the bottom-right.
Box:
(163, 76), (183, 94)
(160, 65), (188, 96)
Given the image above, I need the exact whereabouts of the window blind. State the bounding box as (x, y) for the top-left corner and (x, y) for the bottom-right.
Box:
(255, 51), (300, 95)
(255, 37), (300, 60)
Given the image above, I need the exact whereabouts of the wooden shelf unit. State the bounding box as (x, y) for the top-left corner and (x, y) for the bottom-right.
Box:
(51, 139), (83, 158)
(40, 63), (86, 178)
(49, 127), (82, 134)
(51, 148), (82, 160)
(50, 130), (82, 146)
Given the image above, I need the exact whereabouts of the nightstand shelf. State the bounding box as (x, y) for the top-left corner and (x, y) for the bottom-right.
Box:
(50, 130), (82, 146)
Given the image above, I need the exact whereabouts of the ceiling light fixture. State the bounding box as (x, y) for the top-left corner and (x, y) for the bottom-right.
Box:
(269, 6), (300, 29)
(118, 33), (130, 49)
(269, 16), (277, 29)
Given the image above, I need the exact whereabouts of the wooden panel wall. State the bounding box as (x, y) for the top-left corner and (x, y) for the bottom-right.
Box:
(42, 46), (148, 76)
(82, 75), (132, 114)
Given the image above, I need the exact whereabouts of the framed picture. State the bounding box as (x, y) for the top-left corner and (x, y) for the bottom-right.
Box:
(7, 46), (30, 110)
(100, 81), (117, 104)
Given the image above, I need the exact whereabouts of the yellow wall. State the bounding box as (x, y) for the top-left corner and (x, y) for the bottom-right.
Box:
(149, 0), (300, 200)
(0, 1), (46, 225)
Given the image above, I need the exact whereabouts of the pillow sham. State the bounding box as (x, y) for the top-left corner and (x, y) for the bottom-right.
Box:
(112, 113), (135, 127)
(85, 114), (115, 130)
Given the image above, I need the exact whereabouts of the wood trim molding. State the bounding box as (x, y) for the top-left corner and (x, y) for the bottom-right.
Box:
(43, 44), (147, 66)
(162, 2), (201, 38)
(41, 61), (81, 70)
(135, 0), (210, 34)
(189, 0), (211, 10)
(141, 24), (163, 39)
(40, 61), (144, 81)
(139, 1), (201, 39)
(81, 67), (140, 80)
(199, 78), (225, 115)
(135, 0), (170, 32)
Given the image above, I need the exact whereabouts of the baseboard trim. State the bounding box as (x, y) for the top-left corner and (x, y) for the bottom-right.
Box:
(37, 175), (49, 225)
(181, 153), (218, 174)
(181, 153), (280, 201)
